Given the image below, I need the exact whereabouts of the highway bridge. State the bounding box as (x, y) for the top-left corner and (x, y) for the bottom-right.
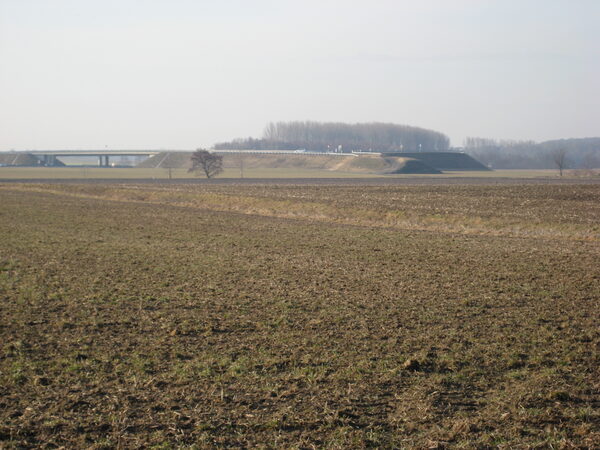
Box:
(27, 150), (167, 167)
(15, 149), (355, 167)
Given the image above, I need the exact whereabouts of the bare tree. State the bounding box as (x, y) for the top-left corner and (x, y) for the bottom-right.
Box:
(161, 153), (180, 180)
(552, 148), (568, 176)
(189, 149), (223, 178)
(236, 153), (245, 178)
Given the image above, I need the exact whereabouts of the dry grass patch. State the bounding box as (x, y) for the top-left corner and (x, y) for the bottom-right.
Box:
(4, 183), (599, 240)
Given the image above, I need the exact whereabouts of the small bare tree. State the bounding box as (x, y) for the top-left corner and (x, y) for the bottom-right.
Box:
(233, 153), (246, 178)
(552, 149), (568, 177)
(189, 149), (223, 178)
(162, 153), (179, 180)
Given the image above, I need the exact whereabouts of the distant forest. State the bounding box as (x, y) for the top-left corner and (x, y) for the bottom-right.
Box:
(213, 121), (600, 169)
(214, 121), (451, 152)
(464, 137), (600, 169)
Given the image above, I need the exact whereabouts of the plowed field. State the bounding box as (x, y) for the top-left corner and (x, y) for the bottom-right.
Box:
(1, 183), (598, 448)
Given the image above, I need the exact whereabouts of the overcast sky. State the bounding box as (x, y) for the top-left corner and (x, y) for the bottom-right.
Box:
(1, 0), (598, 149)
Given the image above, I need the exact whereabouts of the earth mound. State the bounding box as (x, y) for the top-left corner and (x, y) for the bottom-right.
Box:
(383, 152), (490, 171)
(138, 152), (442, 174)
(136, 152), (192, 169)
(0, 152), (43, 166)
(332, 155), (441, 174)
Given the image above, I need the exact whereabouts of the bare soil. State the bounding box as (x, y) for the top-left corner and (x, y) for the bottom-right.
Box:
(0, 182), (598, 448)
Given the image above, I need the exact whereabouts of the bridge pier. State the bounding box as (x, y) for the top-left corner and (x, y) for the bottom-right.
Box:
(97, 156), (110, 167)
(98, 155), (110, 167)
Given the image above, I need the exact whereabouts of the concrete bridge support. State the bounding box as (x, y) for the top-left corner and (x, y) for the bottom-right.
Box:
(97, 156), (110, 167)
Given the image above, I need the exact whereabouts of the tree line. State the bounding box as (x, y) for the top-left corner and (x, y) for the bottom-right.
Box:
(464, 137), (600, 169)
(214, 121), (450, 152)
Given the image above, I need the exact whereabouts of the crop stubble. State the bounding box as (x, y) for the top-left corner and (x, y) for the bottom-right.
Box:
(0, 183), (599, 448)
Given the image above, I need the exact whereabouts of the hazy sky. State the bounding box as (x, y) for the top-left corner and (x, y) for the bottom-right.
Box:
(1, 0), (598, 149)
